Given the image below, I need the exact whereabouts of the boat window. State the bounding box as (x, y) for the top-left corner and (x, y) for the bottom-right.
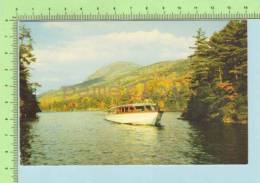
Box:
(113, 105), (157, 113)
(129, 106), (134, 112)
(135, 106), (145, 112)
(145, 105), (152, 111)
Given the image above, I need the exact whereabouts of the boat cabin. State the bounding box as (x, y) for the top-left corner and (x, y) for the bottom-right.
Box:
(108, 103), (158, 114)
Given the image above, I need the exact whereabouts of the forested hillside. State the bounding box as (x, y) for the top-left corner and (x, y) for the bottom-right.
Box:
(39, 60), (190, 111)
(182, 20), (247, 123)
(36, 20), (247, 124)
(70, 61), (141, 89)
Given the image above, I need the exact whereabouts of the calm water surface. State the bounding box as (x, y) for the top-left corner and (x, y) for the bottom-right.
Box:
(20, 112), (247, 165)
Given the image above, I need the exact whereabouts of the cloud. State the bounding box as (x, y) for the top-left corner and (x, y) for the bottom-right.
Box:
(25, 21), (228, 93)
(31, 29), (194, 94)
(33, 30), (194, 65)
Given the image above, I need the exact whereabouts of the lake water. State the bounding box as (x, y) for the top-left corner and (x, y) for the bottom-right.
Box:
(20, 112), (247, 165)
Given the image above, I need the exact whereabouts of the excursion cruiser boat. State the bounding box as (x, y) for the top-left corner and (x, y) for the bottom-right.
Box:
(105, 103), (163, 126)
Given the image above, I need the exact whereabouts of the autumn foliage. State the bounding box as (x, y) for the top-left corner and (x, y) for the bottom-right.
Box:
(183, 21), (247, 123)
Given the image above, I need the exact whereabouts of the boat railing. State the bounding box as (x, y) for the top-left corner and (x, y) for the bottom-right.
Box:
(108, 105), (159, 114)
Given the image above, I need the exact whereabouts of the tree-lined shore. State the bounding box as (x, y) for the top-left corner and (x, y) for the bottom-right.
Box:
(183, 21), (247, 123)
(19, 26), (41, 121)
(20, 20), (247, 124)
(38, 60), (190, 112)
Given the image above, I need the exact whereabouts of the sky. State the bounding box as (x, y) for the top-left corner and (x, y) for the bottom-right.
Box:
(20, 21), (229, 94)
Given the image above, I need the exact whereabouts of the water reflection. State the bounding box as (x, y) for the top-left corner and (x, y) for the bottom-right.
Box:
(20, 119), (36, 165)
(188, 122), (248, 164)
(20, 112), (247, 165)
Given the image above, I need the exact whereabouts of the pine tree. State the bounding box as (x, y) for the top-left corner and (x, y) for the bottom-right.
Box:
(183, 21), (247, 123)
(183, 28), (212, 121)
(208, 20), (247, 123)
(19, 26), (41, 121)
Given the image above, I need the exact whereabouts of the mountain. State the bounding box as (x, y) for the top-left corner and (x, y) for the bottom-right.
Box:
(88, 61), (141, 80)
(38, 59), (190, 111)
(65, 61), (141, 90)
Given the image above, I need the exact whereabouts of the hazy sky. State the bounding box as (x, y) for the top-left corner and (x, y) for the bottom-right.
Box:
(21, 21), (228, 94)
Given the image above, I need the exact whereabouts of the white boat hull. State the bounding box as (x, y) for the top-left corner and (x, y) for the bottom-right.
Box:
(105, 112), (162, 125)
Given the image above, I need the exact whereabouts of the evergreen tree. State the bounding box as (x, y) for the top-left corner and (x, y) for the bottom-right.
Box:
(183, 28), (212, 121)
(183, 21), (247, 123)
(19, 26), (41, 121)
(208, 20), (247, 123)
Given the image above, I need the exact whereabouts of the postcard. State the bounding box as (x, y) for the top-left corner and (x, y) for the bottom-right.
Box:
(18, 20), (259, 183)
